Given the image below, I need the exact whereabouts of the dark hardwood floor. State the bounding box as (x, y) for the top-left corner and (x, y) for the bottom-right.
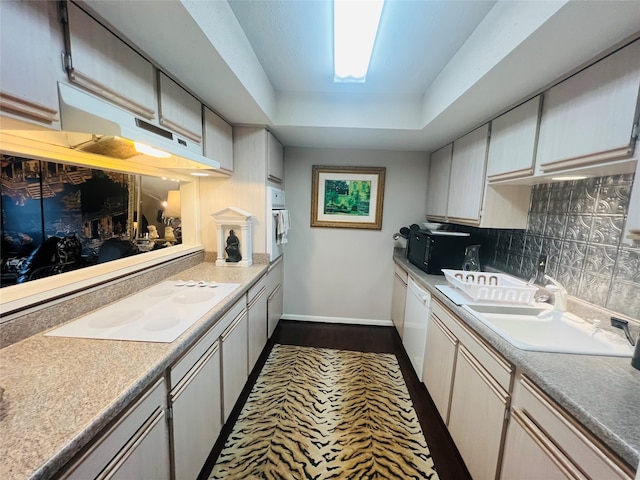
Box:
(199, 320), (472, 480)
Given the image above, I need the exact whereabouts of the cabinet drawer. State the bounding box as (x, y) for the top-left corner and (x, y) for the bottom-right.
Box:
(514, 375), (633, 480)
(60, 378), (168, 479)
(170, 298), (245, 388)
(393, 264), (408, 283)
(431, 299), (513, 391)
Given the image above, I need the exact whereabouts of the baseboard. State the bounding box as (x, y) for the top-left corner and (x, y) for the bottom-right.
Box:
(280, 313), (393, 327)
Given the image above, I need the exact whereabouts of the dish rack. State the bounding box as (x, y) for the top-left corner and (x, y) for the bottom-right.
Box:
(442, 269), (537, 304)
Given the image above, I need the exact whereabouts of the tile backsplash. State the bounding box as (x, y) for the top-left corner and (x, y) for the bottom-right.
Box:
(471, 173), (639, 320)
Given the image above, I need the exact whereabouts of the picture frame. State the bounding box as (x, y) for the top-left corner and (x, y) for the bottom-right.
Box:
(311, 165), (386, 229)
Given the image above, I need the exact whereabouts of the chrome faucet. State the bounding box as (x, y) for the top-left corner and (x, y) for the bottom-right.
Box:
(543, 275), (568, 313)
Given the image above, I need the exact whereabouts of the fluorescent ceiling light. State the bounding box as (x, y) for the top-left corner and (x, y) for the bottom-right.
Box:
(551, 175), (588, 181)
(133, 141), (171, 158)
(334, 0), (385, 83)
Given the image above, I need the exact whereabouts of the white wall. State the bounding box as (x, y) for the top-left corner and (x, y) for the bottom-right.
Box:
(283, 147), (428, 325)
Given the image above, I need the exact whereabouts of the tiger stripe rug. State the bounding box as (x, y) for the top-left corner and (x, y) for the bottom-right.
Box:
(209, 344), (439, 480)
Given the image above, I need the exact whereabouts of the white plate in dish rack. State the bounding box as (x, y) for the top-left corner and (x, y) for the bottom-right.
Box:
(45, 281), (240, 343)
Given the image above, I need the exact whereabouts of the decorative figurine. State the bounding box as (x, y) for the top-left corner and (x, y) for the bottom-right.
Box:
(225, 230), (242, 262)
(147, 225), (159, 241)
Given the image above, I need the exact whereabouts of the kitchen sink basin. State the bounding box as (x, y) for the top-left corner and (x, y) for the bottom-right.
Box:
(463, 304), (634, 357)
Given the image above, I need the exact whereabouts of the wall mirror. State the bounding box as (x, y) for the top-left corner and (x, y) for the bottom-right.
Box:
(1, 153), (183, 287)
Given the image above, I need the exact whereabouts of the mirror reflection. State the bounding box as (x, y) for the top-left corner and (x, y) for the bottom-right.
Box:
(0, 154), (182, 287)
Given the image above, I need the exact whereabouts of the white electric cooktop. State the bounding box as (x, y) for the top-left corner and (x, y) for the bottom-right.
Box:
(46, 281), (240, 343)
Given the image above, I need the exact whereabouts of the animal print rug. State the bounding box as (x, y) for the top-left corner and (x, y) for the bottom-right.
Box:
(209, 344), (439, 479)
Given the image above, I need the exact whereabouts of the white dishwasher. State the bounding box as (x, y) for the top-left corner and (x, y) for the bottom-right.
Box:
(402, 277), (431, 379)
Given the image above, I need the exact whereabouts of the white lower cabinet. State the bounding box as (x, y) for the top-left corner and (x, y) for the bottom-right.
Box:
(221, 304), (249, 421)
(60, 378), (170, 480)
(501, 374), (633, 480)
(170, 342), (222, 480)
(422, 298), (513, 480)
(266, 259), (284, 338)
(448, 345), (510, 480)
(247, 276), (268, 372)
(422, 312), (457, 422)
(391, 265), (408, 338)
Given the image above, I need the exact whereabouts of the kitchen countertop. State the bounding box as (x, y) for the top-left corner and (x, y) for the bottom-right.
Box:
(393, 252), (640, 471)
(0, 261), (267, 480)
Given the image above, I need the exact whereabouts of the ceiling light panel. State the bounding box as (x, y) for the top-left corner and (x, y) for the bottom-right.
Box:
(334, 0), (385, 83)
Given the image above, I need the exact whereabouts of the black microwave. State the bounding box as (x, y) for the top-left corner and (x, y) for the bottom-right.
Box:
(407, 230), (478, 274)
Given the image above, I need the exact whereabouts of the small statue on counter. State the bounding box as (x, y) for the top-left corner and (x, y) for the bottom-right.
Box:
(225, 230), (242, 262)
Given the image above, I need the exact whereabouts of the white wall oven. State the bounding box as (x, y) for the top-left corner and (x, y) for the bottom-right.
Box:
(266, 186), (287, 262)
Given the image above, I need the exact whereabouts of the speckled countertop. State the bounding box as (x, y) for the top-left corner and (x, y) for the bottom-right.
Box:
(393, 252), (640, 471)
(0, 261), (267, 480)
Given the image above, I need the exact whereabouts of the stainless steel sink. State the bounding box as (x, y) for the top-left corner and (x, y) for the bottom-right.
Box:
(463, 304), (634, 357)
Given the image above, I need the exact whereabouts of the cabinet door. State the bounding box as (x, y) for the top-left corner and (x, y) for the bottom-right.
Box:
(267, 283), (283, 338)
(391, 267), (407, 337)
(0, 1), (61, 126)
(204, 106), (233, 173)
(267, 131), (284, 183)
(101, 408), (170, 480)
(61, 378), (169, 480)
(422, 314), (457, 423)
(247, 279), (268, 371)
(487, 96), (541, 181)
(158, 72), (203, 144)
(426, 143), (452, 220)
(536, 40), (640, 173)
(448, 345), (509, 480)
(266, 259), (284, 338)
(221, 308), (249, 420)
(171, 342), (222, 480)
(66, 2), (156, 119)
(501, 409), (588, 480)
(447, 124), (489, 225)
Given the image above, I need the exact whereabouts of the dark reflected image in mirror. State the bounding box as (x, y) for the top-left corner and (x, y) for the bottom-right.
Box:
(1, 154), (181, 287)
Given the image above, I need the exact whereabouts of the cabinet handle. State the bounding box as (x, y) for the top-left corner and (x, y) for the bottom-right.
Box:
(221, 310), (247, 341)
(248, 286), (267, 309)
(159, 116), (202, 143)
(169, 342), (219, 402)
(0, 92), (59, 123)
(97, 407), (166, 480)
(540, 145), (634, 172)
(459, 345), (509, 405)
(432, 315), (458, 346)
(509, 408), (587, 480)
(520, 376), (633, 478)
(69, 69), (155, 120)
(267, 284), (281, 303)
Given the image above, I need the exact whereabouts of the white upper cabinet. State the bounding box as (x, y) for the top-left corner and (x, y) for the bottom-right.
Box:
(447, 124), (489, 225)
(65, 2), (156, 120)
(0, 1), (62, 126)
(426, 143), (453, 220)
(487, 95), (542, 181)
(204, 106), (233, 173)
(536, 39), (640, 174)
(158, 72), (203, 145)
(267, 131), (284, 183)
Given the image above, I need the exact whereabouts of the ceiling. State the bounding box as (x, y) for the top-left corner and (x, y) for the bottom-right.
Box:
(81, 0), (640, 153)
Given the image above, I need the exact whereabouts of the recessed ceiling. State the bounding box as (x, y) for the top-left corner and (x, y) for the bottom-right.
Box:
(227, 0), (496, 96)
(80, 1), (640, 152)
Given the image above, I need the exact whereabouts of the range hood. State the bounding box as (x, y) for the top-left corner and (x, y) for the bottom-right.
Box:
(58, 82), (220, 170)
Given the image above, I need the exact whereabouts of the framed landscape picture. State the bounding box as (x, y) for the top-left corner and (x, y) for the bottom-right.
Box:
(311, 165), (386, 229)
